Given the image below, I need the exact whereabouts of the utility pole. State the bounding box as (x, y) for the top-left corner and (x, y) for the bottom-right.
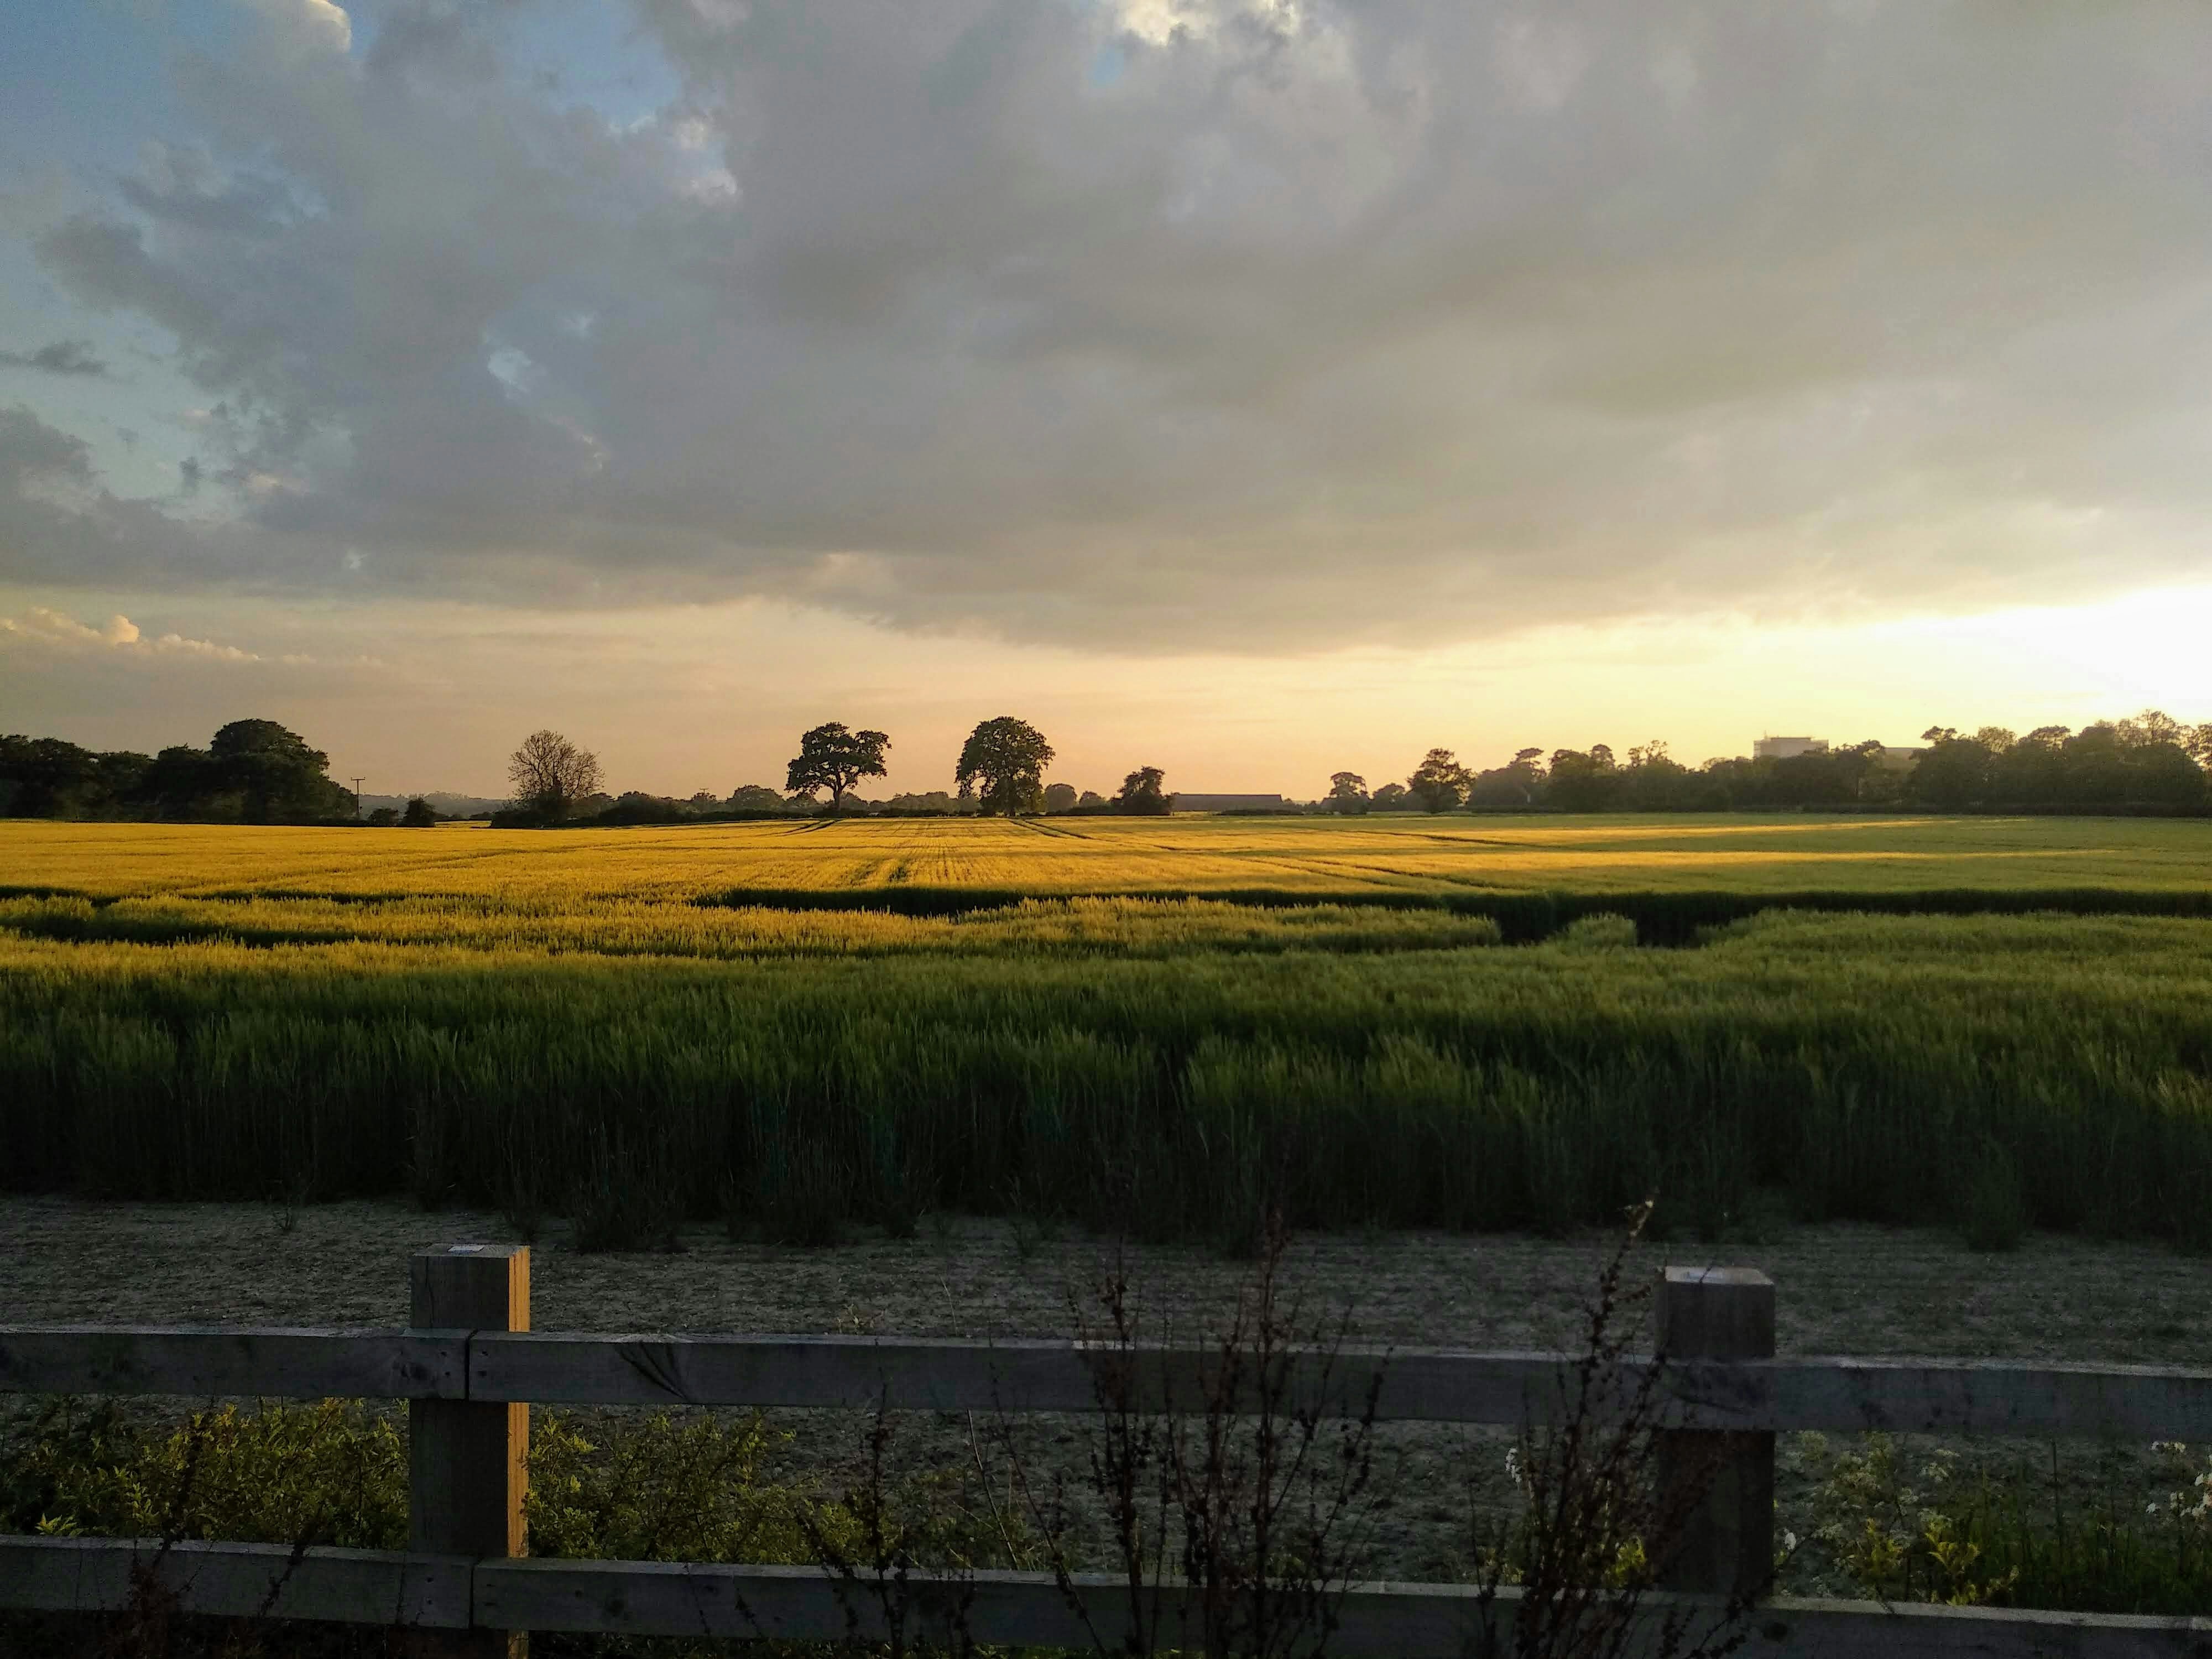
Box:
(352, 777), (366, 820)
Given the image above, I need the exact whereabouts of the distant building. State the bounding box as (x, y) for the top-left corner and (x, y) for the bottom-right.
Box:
(1169, 792), (1286, 812)
(1752, 736), (1829, 761)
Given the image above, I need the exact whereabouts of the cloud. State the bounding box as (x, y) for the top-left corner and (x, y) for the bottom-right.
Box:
(9, 0), (2212, 650)
(0, 604), (258, 660)
(0, 341), (108, 377)
(238, 0), (352, 60)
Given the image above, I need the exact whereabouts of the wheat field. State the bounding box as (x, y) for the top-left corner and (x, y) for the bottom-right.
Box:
(4, 813), (2209, 1246)
(8, 812), (2212, 907)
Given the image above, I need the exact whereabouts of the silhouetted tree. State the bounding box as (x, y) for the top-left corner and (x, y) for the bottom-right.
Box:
(400, 797), (438, 827)
(1468, 747), (1547, 807)
(786, 722), (890, 811)
(1619, 741), (1696, 811)
(1076, 789), (1106, 809)
(208, 719), (350, 822)
(1370, 781), (1412, 811)
(1043, 782), (1078, 812)
(1407, 748), (1469, 812)
(1114, 765), (1170, 815)
(728, 783), (789, 813)
(507, 729), (602, 821)
(0, 736), (148, 818)
(956, 716), (1053, 815)
(1910, 726), (1999, 808)
(143, 744), (216, 817)
(1326, 771), (1368, 813)
(1547, 745), (1621, 812)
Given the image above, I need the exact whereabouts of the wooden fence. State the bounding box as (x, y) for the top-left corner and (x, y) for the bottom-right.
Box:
(3, 1245), (2209, 1656)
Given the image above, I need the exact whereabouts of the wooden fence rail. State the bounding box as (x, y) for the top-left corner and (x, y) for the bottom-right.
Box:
(7, 1537), (2210, 1658)
(2, 1246), (2208, 1657)
(6, 1329), (2210, 1437)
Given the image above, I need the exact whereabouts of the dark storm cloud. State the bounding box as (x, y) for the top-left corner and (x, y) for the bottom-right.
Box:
(11, 0), (2212, 647)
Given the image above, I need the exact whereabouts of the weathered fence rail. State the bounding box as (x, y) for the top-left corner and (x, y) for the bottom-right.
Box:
(2, 1246), (2208, 1657)
(8, 1537), (2210, 1657)
(8, 1328), (2210, 1437)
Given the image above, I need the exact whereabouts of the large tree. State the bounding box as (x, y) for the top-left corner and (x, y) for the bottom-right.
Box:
(208, 718), (350, 822)
(1406, 748), (1470, 813)
(1546, 745), (1621, 812)
(507, 729), (603, 820)
(786, 722), (890, 811)
(1114, 765), (1169, 815)
(956, 716), (1053, 815)
(1325, 771), (1368, 813)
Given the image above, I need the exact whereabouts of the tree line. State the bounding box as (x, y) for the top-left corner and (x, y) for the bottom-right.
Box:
(498, 716), (1175, 823)
(4, 707), (2206, 826)
(1324, 710), (2211, 814)
(0, 721), (366, 824)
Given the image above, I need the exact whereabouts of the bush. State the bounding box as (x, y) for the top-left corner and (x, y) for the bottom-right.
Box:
(1802, 1432), (2212, 1615)
(6, 1400), (404, 1548)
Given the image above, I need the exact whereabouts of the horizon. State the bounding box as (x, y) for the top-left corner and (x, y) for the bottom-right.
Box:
(5, 2), (2211, 794)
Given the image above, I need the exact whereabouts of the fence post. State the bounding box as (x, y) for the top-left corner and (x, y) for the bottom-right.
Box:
(410, 1244), (529, 1657)
(1655, 1265), (1774, 1600)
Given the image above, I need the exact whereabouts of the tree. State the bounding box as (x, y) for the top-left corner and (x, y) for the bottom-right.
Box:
(1114, 766), (1170, 815)
(507, 729), (602, 821)
(1076, 790), (1106, 809)
(208, 718), (350, 822)
(143, 744), (215, 818)
(1370, 781), (1412, 811)
(728, 784), (789, 814)
(1619, 740), (1695, 811)
(1547, 747), (1621, 812)
(0, 735), (144, 818)
(400, 797), (438, 827)
(1406, 748), (1470, 813)
(1468, 747), (1547, 808)
(956, 716), (1054, 815)
(1909, 727), (1997, 809)
(1326, 771), (1368, 813)
(1042, 782), (1078, 812)
(786, 722), (890, 811)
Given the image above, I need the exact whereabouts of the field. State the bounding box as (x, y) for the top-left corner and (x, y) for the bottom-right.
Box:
(3, 813), (2210, 1245)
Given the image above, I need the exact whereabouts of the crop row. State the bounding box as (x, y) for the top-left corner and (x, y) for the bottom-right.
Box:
(3, 910), (2208, 1247)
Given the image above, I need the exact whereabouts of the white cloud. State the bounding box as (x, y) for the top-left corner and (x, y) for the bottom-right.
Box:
(239, 0), (351, 59)
(0, 606), (257, 661)
(7, 1), (2212, 652)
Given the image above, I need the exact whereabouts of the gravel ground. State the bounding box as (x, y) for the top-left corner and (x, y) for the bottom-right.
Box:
(6, 1197), (2208, 1360)
(6, 1198), (2206, 1585)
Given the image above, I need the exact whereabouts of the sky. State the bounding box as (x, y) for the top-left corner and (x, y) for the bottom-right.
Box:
(2, 0), (2209, 800)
